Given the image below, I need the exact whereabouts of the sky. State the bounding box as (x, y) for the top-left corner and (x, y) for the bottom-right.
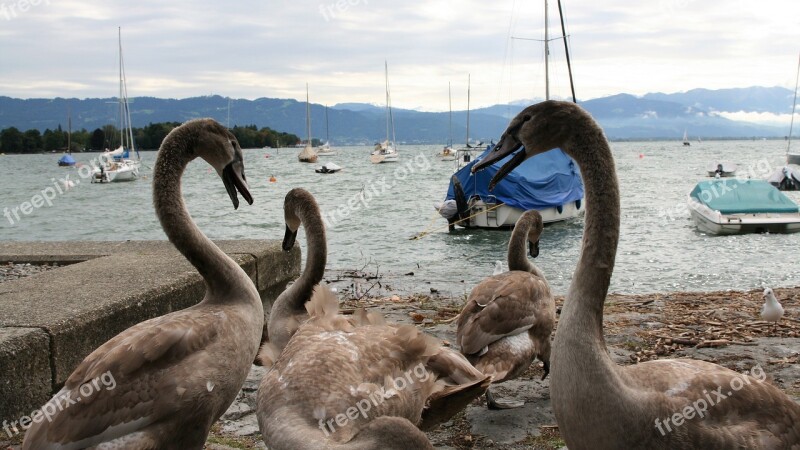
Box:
(0, 0), (798, 113)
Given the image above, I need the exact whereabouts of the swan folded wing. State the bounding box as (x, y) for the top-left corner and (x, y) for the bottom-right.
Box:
(457, 274), (546, 355)
(627, 359), (800, 447)
(28, 312), (220, 447)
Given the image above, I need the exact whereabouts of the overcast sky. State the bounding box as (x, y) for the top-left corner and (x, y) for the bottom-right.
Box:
(0, 0), (798, 112)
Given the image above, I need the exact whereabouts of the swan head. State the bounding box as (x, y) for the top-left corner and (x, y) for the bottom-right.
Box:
(281, 188), (320, 252)
(519, 210), (544, 258)
(472, 101), (583, 190)
(185, 119), (252, 209)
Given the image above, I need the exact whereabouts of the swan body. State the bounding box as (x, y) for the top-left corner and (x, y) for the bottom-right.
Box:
(258, 285), (490, 449)
(473, 101), (800, 449)
(761, 287), (784, 325)
(257, 190), (490, 449)
(267, 188), (327, 352)
(457, 210), (555, 409)
(22, 118), (263, 449)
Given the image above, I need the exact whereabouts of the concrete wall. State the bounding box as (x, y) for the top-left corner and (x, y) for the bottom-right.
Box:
(0, 240), (299, 426)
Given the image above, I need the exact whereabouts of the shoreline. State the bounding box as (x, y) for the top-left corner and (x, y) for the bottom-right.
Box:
(1, 266), (797, 449)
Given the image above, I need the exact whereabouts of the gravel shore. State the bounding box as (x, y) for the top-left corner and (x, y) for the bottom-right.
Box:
(0, 262), (61, 284)
(2, 270), (797, 449)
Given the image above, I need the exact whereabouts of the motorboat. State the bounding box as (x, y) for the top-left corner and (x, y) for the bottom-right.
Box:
(767, 165), (800, 191)
(707, 162), (737, 177)
(315, 162), (342, 174)
(687, 179), (800, 235)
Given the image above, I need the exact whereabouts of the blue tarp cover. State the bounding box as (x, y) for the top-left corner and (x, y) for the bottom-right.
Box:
(57, 154), (75, 165)
(690, 179), (799, 214)
(446, 147), (584, 210)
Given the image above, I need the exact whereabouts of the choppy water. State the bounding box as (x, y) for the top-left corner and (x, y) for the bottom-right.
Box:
(1, 140), (799, 296)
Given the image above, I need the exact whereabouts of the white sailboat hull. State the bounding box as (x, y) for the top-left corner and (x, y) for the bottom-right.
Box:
(458, 198), (584, 229)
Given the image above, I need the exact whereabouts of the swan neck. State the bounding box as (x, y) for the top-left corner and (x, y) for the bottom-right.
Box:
(507, 223), (536, 273)
(285, 205), (328, 312)
(153, 141), (246, 297)
(558, 127), (620, 345)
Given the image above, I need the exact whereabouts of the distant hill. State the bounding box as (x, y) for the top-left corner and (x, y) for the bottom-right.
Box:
(0, 86), (794, 143)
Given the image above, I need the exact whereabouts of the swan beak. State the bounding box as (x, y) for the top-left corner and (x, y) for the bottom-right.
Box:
(283, 225), (297, 251)
(541, 360), (550, 380)
(222, 161), (253, 209)
(529, 240), (540, 258)
(471, 139), (527, 191)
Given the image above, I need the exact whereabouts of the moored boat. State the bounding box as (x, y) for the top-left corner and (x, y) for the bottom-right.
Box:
(687, 179), (800, 235)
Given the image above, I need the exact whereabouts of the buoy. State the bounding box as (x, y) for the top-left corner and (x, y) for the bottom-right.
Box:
(264, 154), (271, 158)
(269, 175), (277, 183)
(639, 153), (644, 159)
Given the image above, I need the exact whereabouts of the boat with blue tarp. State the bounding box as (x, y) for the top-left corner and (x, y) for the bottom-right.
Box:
(439, 146), (584, 229)
(687, 179), (800, 235)
(57, 154), (75, 166)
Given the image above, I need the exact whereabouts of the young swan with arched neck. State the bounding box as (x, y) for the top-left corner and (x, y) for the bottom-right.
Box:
(258, 286), (491, 450)
(456, 209), (555, 409)
(257, 190), (491, 450)
(267, 187), (327, 352)
(22, 118), (263, 449)
(473, 101), (800, 449)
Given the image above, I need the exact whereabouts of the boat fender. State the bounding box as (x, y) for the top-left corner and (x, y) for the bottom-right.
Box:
(575, 199), (581, 210)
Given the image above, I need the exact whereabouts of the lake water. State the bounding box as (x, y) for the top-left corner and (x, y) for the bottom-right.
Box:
(1, 140), (799, 297)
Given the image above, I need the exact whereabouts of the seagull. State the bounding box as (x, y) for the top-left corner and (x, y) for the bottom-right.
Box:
(492, 261), (504, 276)
(761, 287), (785, 331)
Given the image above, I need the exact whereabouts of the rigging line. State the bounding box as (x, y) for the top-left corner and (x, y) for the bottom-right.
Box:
(410, 202), (506, 240)
(788, 52), (799, 155)
(495, 0), (518, 106)
(556, 0), (576, 103)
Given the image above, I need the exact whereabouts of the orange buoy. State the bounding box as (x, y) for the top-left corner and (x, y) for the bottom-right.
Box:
(269, 175), (277, 183)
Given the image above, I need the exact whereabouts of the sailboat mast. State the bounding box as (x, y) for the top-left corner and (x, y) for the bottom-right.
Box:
(118, 27), (124, 149)
(466, 74), (471, 146)
(788, 52), (800, 155)
(385, 61), (390, 144)
(325, 105), (329, 143)
(306, 84), (311, 146)
(544, 0), (550, 101)
(556, 0), (576, 103)
(67, 109), (71, 154)
(448, 82), (452, 146)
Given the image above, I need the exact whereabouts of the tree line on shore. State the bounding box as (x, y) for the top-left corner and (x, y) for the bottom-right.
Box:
(0, 122), (301, 154)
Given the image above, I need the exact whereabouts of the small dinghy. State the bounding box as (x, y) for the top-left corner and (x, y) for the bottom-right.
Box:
(315, 162), (342, 174)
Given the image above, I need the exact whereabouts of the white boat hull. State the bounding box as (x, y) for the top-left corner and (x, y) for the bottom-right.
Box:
(458, 199), (584, 228)
(370, 152), (399, 164)
(687, 196), (800, 235)
(90, 160), (140, 183)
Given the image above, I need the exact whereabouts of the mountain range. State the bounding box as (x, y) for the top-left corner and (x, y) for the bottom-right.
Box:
(0, 86), (796, 145)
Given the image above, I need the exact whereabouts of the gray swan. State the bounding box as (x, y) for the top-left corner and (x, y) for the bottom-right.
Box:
(456, 209), (555, 409)
(22, 119), (263, 449)
(257, 189), (490, 449)
(267, 187), (327, 352)
(473, 100), (800, 449)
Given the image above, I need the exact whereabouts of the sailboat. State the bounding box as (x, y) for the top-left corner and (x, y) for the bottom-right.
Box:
(683, 129), (691, 146)
(57, 111), (76, 166)
(438, 82), (456, 161)
(440, 0), (584, 229)
(370, 61), (399, 164)
(316, 105), (336, 156)
(90, 27), (141, 183)
(787, 52), (800, 165)
(298, 84), (319, 163)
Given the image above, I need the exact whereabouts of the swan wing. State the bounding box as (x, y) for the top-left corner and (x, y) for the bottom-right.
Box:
(23, 310), (221, 448)
(625, 358), (800, 448)
(457, 271), (551, 355)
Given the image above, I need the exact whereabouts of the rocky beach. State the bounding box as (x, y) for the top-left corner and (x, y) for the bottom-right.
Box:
(2, 269), (798, 449)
